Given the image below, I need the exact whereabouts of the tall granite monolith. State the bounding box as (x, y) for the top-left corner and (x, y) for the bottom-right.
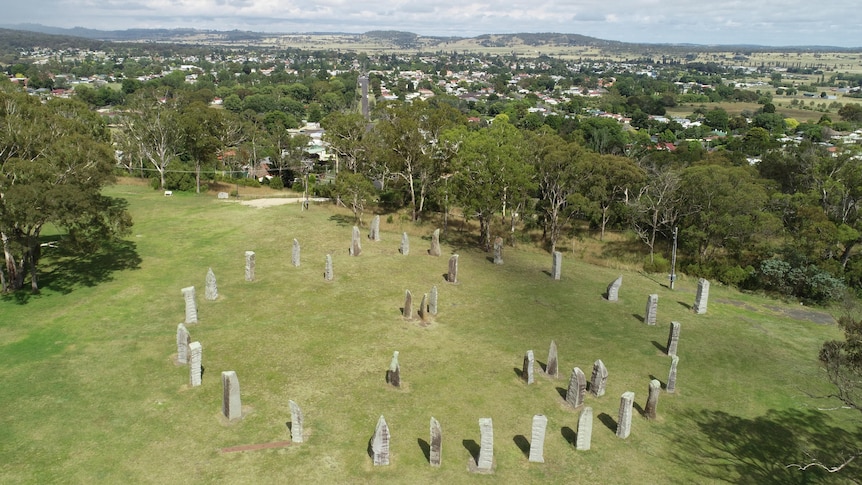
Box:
(429, 417), (442, 467)
(529, 414), (547, 463)
(429, 229), (441, 256)
(667, 355), (679, 393)
(667, 321), (681, 356)
(523, 350), (535, 384)
(477, 418), (494, 471)
(448, 254), (459, 283)
(244, 251), (255, 281)
(606, 275), (622, 301)
(189, 341), (202, 387)
(590, 359), (608, 397)
(644, 293), (658, 325)
(493, 236), (504, 265)
(350, 226), (362, 256)
(403, 290), (413, 320)
(552, 251), (562, 280)
(176, 323), (191, 364)
(291, 239), (300, 267)
(429, 285), (438, 315)
(418, 293), (428, 321)
(324, 254), (333, 281)
(289, 400), (304, 443)
(222, 371), (242, 421)
(576, 407), (593, 450)
(369, 215), (381, 241)
(545, 340), (559, 378)
(616, 391), (635, 439)
(694, 278), (710, 314)
(387, 351), (401, 387)
(372, 415), (390, 466)
(181, 286), (198, 324)
(399, 232), (409, 255)
(566, 367), (587, 408)
(645, 379), (661, 420)
(205, 268), (218, 301)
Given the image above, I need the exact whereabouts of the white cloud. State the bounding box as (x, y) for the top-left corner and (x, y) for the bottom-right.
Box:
(3, 0), (860, 47)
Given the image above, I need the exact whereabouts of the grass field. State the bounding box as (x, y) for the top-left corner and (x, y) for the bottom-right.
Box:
(1, 181), (859, 484)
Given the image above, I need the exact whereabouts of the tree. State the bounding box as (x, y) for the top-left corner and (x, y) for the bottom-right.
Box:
(527, 129), (587, 253)
(121, 90), (184, 189)
(0, 89), (131, 292)
(588, 154), (646, 241)
(446, 115), (535, 251)
(838, 104), (862, 122)
(333, 172), (376, 224)
(629, 164), (682, 262)
(179, 102), (223, 193)
(321, 111), (368, 174)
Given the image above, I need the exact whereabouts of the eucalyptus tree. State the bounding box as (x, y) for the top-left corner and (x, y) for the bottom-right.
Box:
(120, 89), (184, 189)
(445, 115), (535, 251)
(0, 88), (131, 292)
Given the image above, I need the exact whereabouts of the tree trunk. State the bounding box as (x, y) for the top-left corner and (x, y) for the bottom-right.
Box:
(195, 162), (201, 194)
(840, 240), (857, 269)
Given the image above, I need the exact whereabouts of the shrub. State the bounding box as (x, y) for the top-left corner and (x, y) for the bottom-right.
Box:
(643, 254), (670, 274)
(269, 176), (284, 190)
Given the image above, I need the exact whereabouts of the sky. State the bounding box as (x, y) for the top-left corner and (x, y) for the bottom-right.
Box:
(4, 0), (861, 48)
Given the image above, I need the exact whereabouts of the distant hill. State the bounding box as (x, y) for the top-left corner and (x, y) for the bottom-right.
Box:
(0, 24), (857, 53)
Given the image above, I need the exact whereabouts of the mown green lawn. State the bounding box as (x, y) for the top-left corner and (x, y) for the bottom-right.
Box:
(0, 182), (857, 484)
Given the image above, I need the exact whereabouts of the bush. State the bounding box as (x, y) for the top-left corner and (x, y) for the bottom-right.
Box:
(269, 176), (284, 190)
(643, 254), (670, 274)
(756, 258), (844, 304)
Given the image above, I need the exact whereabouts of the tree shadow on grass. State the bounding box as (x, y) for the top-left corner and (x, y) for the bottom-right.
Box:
(2, 239), (141, 305)
(666, 408), (862, 484)
(328, 214), (355, 227)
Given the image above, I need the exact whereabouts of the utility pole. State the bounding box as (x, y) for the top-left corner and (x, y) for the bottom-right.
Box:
(669, 226), (678, 290)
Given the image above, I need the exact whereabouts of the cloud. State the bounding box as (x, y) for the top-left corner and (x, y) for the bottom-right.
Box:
(3, 0), (860, 47)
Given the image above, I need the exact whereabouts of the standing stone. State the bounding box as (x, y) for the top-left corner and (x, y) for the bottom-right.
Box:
(522, 350), (535, 384)
(644, 293), (658, 325)
(477, 418), (494, 471)
(429, 229), (442, 256)
(324, 254), (333, 281)
(181, 286), (197, 324)
(291, 239), (300, 267)
(448, 254), (459, 283)
(369, 215), (381, 241)
(387, 351), (401, 387)
(418, 293), (428, 321)
(694, 278), (710, 314)
(667, 355), (679, 393)
(575, 407), (593, 451)
(176, 323), (191, 364)
(399, 232), (409, 255)
(189, 341), (202, 387)
(222, 371), (242, 421)
(429, 417), (442, 467)
(551, 251), (562, 280)
(429, 285), (438, 315)
(667, 321), (681, 356)
(205, 268), (218, 301)
(244, 251), (255, 281)
(289, 400), (304, 443)
(371, 415), (390, 466)
(616, 391), (635, 439)
(350, 226), (362, 256)
(545, 340), (559, 378)
(606, 275), (622, 301)
(590, 359), (608, 397)
(566, 367), (587, 408)
(403, 290), (413, 320)
(528, 414), (547, 463)
(493, 236), (504, 265)
(645, 379), (661, 420)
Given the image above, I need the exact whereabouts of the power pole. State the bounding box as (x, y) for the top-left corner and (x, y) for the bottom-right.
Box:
(670, 226), (678, 290)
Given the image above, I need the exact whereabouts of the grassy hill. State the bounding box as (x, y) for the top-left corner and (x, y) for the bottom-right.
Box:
(0, 181), (857, 483)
